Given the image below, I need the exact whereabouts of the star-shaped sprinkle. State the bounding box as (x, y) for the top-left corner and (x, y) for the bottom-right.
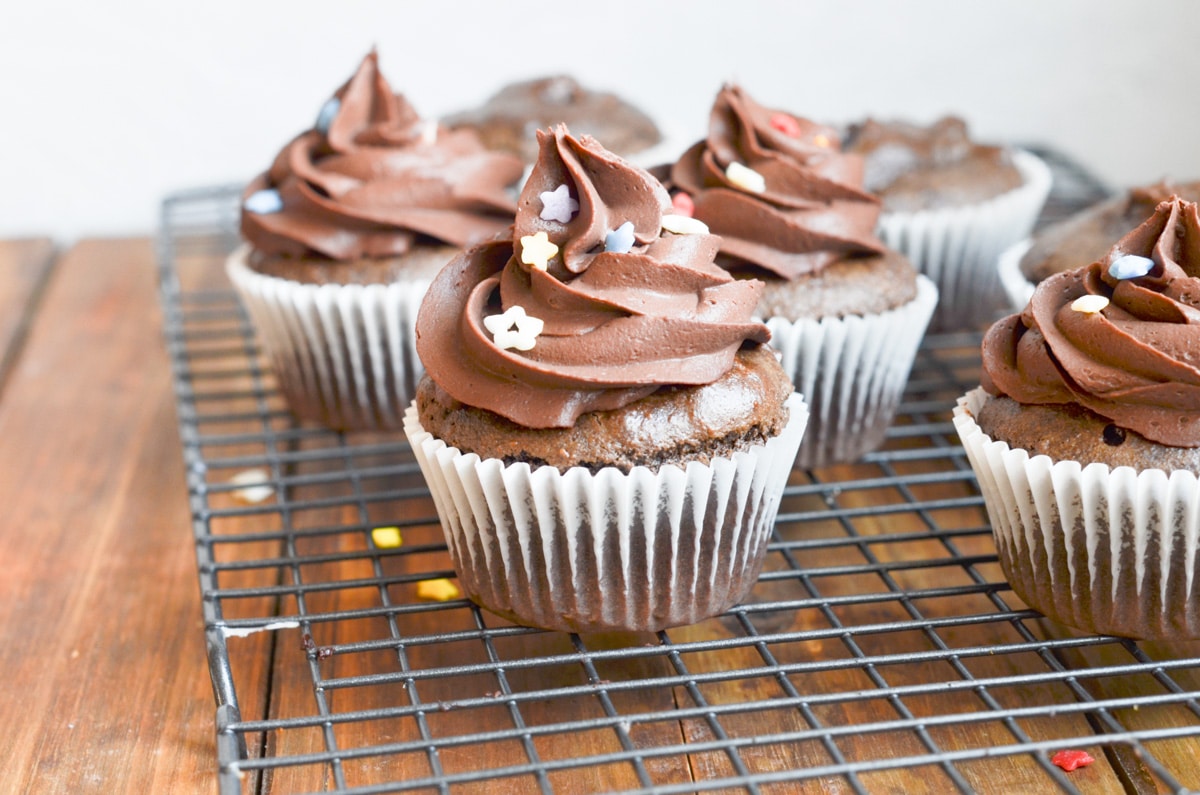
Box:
(812, 134), (833, 148)
(519, 231), (559, 271)
(315, 97), (340, 134)
(244, 189), (284, 215)
(605, 221), (635, 253)
(370, 526), (403, 548)
(725, 161), (766, 193)
(671, 191), (695, 217)
(1071, 295), (1109, 314)
(769, 112), (802, 137)
(1109, 253), (1154, 280)
(417, 578), (461, 602)
(661, 214), (709, 235)
(1051, 750), (1095, 772)
(416, 119), (438, 146)
(539, 183), (579, 223)
(230, 469), (274, 504)
(483, 305), (545, 351)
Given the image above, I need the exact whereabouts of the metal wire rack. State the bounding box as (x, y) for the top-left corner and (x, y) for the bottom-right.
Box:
(159, 151), (1200, 794)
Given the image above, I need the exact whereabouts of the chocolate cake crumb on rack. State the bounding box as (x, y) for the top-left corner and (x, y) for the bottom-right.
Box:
(158, 152), (1200, 795)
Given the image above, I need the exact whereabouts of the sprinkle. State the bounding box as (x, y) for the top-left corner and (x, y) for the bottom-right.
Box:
(671, 191), (695, 217)
(539, 184), (579, 223)
(519, 231), (559, 271)
(1051, 750), (1095, 772)
(230, 469), (274, 504)
(725, 161), (766, 193)
(1070, 295), (1109, 314)
(605, 221), (635, 253)
(483, 305), (545, 351)
(1109, 253), (1154, 280)
(416, 119), (438, 146)
(370, 526), (403, 548)
(812, 134), (833, 148)
(315, 97), (340, 134)
(244, 189), (283, 215)
(661, 214), (710, 235)
(417, 578), (460, 602)
(769, 112), (802, 137)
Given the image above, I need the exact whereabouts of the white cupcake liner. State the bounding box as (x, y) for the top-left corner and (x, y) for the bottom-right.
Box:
(403, 394), (809, 633)
(997, 237), (1036, 312)
(954, 388), (1200, 639)
(226, 245), (429, 431)
(766, 275), (937, 469)
(877, 149), (1052, 331)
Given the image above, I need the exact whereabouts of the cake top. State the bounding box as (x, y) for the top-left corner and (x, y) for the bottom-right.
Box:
(416, 124), (771, 429)
(669, 84), (885, 280)
(240, 50), (524, 260)
(983, 196), (1200, 447)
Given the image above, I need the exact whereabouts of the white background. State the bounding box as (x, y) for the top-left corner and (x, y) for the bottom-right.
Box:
(5, 0), (1200, 240)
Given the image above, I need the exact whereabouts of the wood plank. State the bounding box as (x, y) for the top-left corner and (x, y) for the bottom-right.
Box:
(0, 238), (55, 391)
(0, 239), (220, 792)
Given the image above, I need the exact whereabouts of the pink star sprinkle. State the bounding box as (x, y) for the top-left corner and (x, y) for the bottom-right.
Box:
(1050, 750), (1095, 772)
(671, 192), (695, 218)
(539, 184), (579, 224)
(770, 113), (802, 137)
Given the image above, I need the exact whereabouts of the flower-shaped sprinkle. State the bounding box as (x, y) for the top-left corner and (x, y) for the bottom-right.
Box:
(539, 183), (579, 223)
(1071, 295), (1109, 314)
(484, 305), (545, 351)
(605, 221), (635, 253)
(1108, 254), (1155, 280)
(315, 98), (340, 134)
(245, 189), (284, 215)
(519, 231), (559, 270)
(661, 214), (709, 235)
(769, 112), (802, 137)
(725, 161), (766, 193)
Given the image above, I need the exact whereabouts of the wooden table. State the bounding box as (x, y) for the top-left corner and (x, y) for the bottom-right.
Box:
(5, 234), (1200, 794)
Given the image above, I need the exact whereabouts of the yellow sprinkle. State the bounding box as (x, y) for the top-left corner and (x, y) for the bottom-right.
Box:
(1070, 295), (1109, 314)
(519, 231), (559, 271)
(725, 161), (766, 193)
(813, 134), (833, 148)
(230, 468), (274, 504)
(417, 578), (461, 602)
(370, 526), (403, 548)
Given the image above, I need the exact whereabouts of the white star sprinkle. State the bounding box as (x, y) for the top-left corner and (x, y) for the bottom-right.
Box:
(539, 184), (579, 223)
(725, 161), (766, 193)
(483, 306), (545, 351)
(661, 214), (710, 235)
(1070, 295), (1109, 314)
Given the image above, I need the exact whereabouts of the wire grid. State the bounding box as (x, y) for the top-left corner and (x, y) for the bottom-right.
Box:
(158, 153), (1200, 795)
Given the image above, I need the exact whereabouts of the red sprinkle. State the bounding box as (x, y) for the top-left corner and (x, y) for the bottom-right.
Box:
(1051, 750), (1095, 772)
(769, 112), (803, 137)
(671, 191), (695, 218)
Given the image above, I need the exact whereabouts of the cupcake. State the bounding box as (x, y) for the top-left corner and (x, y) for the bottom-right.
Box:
(405, 125), (808, 633)
(954, 196), (1200, 639)
(226, 50), (524, 430)
(443, 75), (663, 164)
(669, 84), (937, 468)
(998, 179), (1200, 311)
(845, 116), (1051, 330)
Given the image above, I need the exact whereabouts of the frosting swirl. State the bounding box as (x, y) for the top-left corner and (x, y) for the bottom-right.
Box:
(670, 84), (884, 279)
(983, 197), (1200, 446)
(241, 51), (524, 260)
(416, 125), (771, 429)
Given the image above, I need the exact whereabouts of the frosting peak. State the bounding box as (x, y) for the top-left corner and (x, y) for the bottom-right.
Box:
(983, 196), (1200, 446)
(241, 51), (524, 260)
(417, 125), (771, 429)
(670, 84), (884, 279)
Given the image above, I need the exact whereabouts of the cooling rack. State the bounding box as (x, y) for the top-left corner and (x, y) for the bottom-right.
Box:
(160, 151), (1200, 794)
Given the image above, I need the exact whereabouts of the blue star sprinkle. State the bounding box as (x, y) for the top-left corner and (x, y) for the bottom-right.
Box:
(244, 189), (284, 215)
(539, 184), (579, 224)
(1108, 254), (1154, 280)
(605, 221), (635, 254)
(315, 98), (341, 134)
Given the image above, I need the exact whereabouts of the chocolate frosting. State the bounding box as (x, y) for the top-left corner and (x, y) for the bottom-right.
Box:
(670, 84), (884, 279)
(983, 197), (1200, 446)
(241, 51), (524, 260)
(416, 125), (771, 429)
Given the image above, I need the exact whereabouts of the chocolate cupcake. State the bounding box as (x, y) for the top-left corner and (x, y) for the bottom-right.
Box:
(845, 116), (1051, 330)
(998, 179), (1200, 311)
(954, 196), (1200, 639)
(405, 125), (808, 633)
(226, 50), (523, 430)
(669, 85), (937, 468)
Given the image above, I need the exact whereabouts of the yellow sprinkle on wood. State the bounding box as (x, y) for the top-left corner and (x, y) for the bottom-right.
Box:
(417, 578), (460, 602)
(370, 526), (403, 548)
